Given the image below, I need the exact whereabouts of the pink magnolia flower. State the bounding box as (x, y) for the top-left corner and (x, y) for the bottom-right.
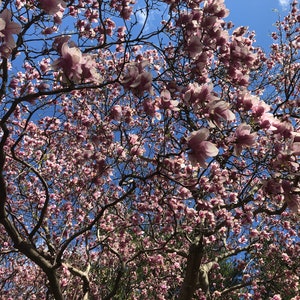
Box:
(110, 105), (122, 121)
(186, 35), (203, 58)
(143, 98), (160, 119)
(81, 55), (102, 83)
(234, 124), (257, 155)
(183, 83), (217, 107)
(53, 35), (71, 53)
(290, 131), (300, 155)
(207, 100), (235, 126)
(271, 121), (293, 139)
(120, 6), (133, 20)
(40, 58), (50, 73)
(230, 37), (257, 68)
(52, 42), (100, 83)
(251, 98), (270, 117)
(236, 93), (270, 117)
(204, 0), (229, 18)
(52, 43), (83, 83)
(285, 193), (300, 213)
(259, 112), (277, 130)
(0, 9), (21, 57)
(42, 27), (57, 35)
(282, 180), (300, 213)
(187, 128), (219, 167)
(159, 89), (179, 111)
(236, 91), (254, 111)
(39, 0), (66, 16)
(121, 61), (153, 96)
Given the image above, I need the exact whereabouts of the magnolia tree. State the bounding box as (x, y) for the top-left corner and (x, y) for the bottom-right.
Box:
(0, 0), (299, 299)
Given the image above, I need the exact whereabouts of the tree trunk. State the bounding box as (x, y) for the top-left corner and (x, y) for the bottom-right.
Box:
(178, 243), (202, 300)
(45, 269), (64, 300)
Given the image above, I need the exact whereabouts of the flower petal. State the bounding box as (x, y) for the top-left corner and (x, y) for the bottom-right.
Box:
(202, 141), (219, 157)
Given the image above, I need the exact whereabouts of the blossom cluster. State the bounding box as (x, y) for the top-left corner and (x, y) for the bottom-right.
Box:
(52, 37), (101, 84)
(121, 60), (153, 96)
(0, 9), (21, 58)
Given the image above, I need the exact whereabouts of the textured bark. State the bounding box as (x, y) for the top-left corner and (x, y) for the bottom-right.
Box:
(178, 243), (203, 300)
(45, 270), (64, 300)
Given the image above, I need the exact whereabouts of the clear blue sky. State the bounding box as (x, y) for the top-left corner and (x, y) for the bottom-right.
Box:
(225, 0), (293, 49)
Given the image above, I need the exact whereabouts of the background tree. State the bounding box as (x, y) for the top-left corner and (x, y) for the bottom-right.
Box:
(0, 0), (299, 299)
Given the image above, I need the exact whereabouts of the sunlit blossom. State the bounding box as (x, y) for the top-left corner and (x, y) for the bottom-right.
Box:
(188, 128), (219, 167)
(121, 61), (153, 96)
(52, 42), (100, 83)
(0, 9), (21, 57)
(234, 124), (257, 155)
(52, 42), (83, 83)
(207, 100), (235, 126)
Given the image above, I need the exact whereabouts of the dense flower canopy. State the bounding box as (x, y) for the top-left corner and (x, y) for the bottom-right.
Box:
(0, 0), (299, 299)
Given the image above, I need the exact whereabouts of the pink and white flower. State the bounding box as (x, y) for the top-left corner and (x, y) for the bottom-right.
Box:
(159, 89), (179, 111)
(282, 180), (300, 213)
(187, 128), (219, 167)
(52, 42), (100, 83)
(0, 9), (21, 58)
(52, 42), (83, 83)
(39, 0), (66, 16)
(121, 61), (153, 96)
(110, 105), (122, 121)
(207, 100), (235, 126)
(291, 131), (300, 155)
(234, 124), (257, 155)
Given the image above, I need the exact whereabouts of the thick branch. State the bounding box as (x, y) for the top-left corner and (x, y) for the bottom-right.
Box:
(0, 126), (63, 300)
(0, 217), (64, 299)
(178, 242), (203, 300)
(63, 262), (91, 300)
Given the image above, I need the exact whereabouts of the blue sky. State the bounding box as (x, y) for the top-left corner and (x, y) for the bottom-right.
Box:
(225, 0), (293, 49)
